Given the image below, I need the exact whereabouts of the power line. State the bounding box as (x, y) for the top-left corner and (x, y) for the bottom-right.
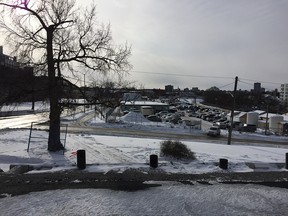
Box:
(63, 70), (282, 91)
(131, 70), (282, 88)
(238, 80), (254, 87)
(240, 78), (282, 85)
(131, 70), (234, 79)
(238, 79), (278, 92)
(217, 82), (235, 90)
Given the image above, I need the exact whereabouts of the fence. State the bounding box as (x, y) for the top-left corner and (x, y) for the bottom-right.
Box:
(27, 122), (68, 154)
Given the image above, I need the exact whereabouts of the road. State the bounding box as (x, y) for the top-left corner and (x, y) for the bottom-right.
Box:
(50, 112), (288, 146)
(0, 112), (49, 129)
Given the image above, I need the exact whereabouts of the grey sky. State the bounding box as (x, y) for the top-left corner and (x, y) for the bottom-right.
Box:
(92, 0), (288, 91)
(1, 0), (287, 91)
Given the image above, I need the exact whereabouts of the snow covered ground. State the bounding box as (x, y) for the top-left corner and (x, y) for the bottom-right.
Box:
(1, 183), (287, 216)
(0, 126), (287, 174)
(1, 107), (288, 215)
(0, 101), (49, 112)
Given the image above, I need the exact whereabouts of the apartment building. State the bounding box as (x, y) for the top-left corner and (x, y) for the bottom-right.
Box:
(0, 46), (20, 69)
(280, 83), (288, 106)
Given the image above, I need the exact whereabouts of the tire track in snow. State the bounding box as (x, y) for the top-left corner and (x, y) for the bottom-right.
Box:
(79, 137), (141, 164)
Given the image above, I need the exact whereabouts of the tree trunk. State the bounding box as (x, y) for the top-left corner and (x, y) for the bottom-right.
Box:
(47, 27), (64, 151)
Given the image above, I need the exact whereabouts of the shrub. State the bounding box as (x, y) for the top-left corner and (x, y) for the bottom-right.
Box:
(160, 140), (195, 160)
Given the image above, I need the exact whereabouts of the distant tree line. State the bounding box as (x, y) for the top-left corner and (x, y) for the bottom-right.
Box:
(203, 86), (285, 113)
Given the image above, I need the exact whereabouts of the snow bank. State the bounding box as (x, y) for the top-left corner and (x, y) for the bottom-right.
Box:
(119, 111), (150, 123)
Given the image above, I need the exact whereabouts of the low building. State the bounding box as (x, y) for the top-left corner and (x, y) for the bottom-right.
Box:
(122, 92), (142, 101)
(227, 111), (247, 124)
(121, 101), (169, 113)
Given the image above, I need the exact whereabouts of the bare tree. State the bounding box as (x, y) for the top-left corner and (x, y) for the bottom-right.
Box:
(0, 0), (132, 151)
(88, 77), (136, 119)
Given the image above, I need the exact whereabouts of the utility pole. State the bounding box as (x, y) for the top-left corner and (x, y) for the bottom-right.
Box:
(265, 105), (269, 135)
(228, 76), (238, 145)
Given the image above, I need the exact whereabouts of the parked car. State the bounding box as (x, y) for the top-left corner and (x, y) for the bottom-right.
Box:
(214, 122), (228, 129)
(207, 126), (221, 137)
(188, 112), (198, 117)
(240, 124), (257, 132)
(227, 121), (242, 130)
(147, 115), (162, 122)
(161, 113), (174, 122)
(169, 114), (182, 124)
(176, 111), (185, 117)
(155, 111), (169, 117)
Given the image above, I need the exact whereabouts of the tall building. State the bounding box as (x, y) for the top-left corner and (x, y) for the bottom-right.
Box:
(280, 83), (288, 106)
(165, 85), (173, 93)
(253, 82), (265, 93)
(254, 82), (261, 93)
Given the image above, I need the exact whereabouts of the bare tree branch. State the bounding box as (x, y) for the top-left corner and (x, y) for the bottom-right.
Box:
(0, 0), (132, 151)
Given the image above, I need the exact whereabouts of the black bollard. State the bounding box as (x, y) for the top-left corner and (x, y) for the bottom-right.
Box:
(286, 153), (288, 169)
(77, 150), (86, 169)
(150, 154), (158, 168)
(219, 158), (228, 170)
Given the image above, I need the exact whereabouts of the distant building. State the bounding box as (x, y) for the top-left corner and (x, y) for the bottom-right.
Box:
(253, 82), (265, 93)
(152, 88), (166, 98)
(191, 87), (199, 92)
(0, 45), (35, 103)
(165, 85), (173, 93)
(0, 45), (33, 78)
(254, 83), (261, 93)
(0, 46), (20, 69)
(122, 92), (142, 101)
(280, 83), (288, 106)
